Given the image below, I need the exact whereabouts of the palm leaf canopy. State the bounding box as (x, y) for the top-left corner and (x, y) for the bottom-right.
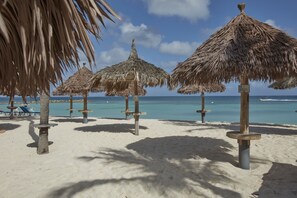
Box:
(52, 66), (103, 95)
(269, 77), (297, 89)
(178, 84), (226, 95)
(172, 4), (297, 86)
(90, 39), (170, 92)
(0, 0), (119, 97)
(106, 84), (147, 96)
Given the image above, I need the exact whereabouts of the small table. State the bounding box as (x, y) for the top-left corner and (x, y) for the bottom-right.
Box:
(7, 106), (18, 119)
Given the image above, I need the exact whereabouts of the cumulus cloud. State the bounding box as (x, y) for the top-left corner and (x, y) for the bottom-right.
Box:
(119, 22), (162, 48)
(97, 47), (130, 67)
(264, 19), (281, 29)
(143, 0), (210, 21)
(159, 41), (199, 56)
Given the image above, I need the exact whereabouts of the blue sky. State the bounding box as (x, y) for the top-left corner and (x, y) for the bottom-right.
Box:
(61, 0), (297, 96)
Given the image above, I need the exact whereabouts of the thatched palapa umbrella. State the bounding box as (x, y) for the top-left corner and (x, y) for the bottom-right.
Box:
(106, 84), (147, 119)
(90, 39), (170, 135)
(178, 84), (225, 123)
(53, 65), (102, 122)
(172, 3), (297, 169)
(269, 77), (297, 90)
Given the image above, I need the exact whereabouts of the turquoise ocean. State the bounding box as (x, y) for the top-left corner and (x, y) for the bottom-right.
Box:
(1, 96), (297, 125)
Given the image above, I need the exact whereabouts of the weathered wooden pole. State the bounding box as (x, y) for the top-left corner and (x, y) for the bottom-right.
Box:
(239, 74), (250, 169)
(9, 99), (14, 119)
(201, 92), (206, 123)
(82, 91), (88, 124)
(134, 73), (140, 135)
(69, 94), (73, 118)
(37, 89), (50, 154)
(125, 96), (129, 119)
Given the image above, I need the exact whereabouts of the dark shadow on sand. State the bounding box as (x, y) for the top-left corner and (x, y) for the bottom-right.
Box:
(48, 136), (248, 198)
(74, 124), (148, 133)
(0, 123), (21, 131)
(51, 118), (97, 123)
(163, 119), (297, 135)
(256, 162), (297, 197)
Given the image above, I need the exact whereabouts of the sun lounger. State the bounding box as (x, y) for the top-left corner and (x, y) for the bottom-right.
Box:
(19, 106), (40, 116)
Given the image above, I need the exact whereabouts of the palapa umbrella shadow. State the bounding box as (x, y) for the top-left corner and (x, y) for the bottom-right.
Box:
(90, 39), (170, 135)
(53, 65), (103, 123)
(177, 84), (225, 123)
(106, 84), (147, 119)
(172, 3), (297, 169)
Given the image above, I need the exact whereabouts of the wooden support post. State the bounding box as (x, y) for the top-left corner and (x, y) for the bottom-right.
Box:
(239, 74), (250, 169)
(69, 94), (73, 118)
(125, 96), (129, 119)
(134, 77), (139, 135)
(83, 91), (88, 124)
(37, 89), (50, 154)
(240, 75), (249, 134)
(201, 92), (206, 123)
(9, 100), (14, 119)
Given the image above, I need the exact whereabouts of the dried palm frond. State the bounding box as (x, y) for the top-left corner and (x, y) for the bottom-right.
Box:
(0, 0), (119, 97)
(106, 83), (147, 96)
(269, 77), (297, 89)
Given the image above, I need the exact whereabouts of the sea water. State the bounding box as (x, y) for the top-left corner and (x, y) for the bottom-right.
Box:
(1, 96), (297, 125)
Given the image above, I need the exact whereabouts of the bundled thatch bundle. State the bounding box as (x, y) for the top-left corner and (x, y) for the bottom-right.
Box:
(0, 0), (119, 97)
(106, 84), (147, 96)
(172, 4), (297, 86)
(53, 67), (103, 95)
(177, 84), (226, 94)
(269, 77), (297, 89)
(90, 39), (170, 92)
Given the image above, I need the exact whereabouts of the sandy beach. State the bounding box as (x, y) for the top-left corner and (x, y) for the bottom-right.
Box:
(0, 116), (296, 198)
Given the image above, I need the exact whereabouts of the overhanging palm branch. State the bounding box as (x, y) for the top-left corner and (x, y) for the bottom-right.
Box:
(0, 0), (120, 97)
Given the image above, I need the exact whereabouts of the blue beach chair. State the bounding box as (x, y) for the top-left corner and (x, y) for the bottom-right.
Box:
(19, 106), (40, 116)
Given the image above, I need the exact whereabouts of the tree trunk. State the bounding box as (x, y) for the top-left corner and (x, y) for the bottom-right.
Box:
(37, 89), (50, 154)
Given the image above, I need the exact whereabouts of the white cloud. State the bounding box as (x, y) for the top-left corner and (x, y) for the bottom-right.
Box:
(264, 19), (281, 29)
(143, 0), (210, 22)
(97, 47), (130, 67)
(159, 41), (199, 56)
(119, 22), (162, 48)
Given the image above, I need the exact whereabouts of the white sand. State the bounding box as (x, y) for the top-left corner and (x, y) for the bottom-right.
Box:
(0, 117), (297, 198)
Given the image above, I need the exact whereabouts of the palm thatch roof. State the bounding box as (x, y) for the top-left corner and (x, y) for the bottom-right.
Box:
(178, 84), (226, 95)
(53, 66), (103, 96)
(90, 39), (170, 91)
(172, 4), (297, 85)
(106, 84), (147, 96)
(0, 0), (119, 97)
(269, 77), (297, 89)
